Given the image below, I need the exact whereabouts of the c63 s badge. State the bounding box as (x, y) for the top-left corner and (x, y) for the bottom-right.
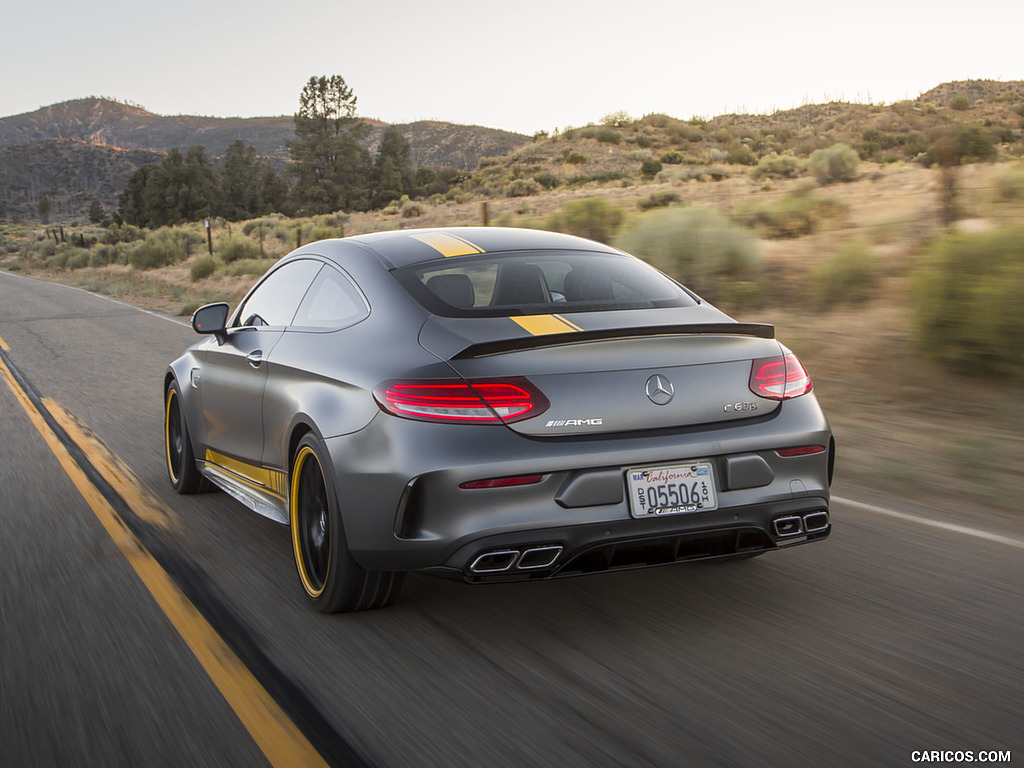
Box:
(546, 418), (604, 428)
(723, 401), (759, 413)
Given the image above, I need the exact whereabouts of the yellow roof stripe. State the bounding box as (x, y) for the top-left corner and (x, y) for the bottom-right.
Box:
(410, 232), (485, 258)
(511, 314), (583, 336)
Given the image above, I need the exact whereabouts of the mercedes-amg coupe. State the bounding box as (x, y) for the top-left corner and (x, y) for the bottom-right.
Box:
(165, 227), (834, 612)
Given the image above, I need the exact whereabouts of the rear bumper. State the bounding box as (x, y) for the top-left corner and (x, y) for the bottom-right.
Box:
(323, 393), (833, 575)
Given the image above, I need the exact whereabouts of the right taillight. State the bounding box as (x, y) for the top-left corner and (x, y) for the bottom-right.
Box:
(749, 353), (813, 400)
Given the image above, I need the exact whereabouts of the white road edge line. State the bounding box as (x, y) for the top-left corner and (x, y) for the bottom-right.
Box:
(833, 495), (1024, 550)
(0, 268), (191, 328)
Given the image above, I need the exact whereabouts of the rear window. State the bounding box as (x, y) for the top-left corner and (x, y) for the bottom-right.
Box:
(394, 251), (697, 317)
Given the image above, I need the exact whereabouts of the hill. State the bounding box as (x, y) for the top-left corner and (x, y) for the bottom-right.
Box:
(0, 97), (531, 221)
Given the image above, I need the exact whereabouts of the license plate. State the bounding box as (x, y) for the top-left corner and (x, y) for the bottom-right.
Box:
(626, 461), (717, 518)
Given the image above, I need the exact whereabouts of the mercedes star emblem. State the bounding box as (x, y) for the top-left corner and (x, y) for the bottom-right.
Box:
(645, 374), (675, 405)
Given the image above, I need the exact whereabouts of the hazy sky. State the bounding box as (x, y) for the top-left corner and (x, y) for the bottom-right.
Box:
(3, 0), (1021, 134)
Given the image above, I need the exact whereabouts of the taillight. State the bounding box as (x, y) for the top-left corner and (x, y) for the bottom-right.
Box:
(374, 378), (549, 424)
(460, 474), (544, 489)
(749, 353), (813, 400)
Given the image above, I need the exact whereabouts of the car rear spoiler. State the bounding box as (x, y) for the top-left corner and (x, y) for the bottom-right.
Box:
(451, 323), (776, 359)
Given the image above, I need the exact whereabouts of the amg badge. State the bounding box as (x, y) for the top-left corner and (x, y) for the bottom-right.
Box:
(546, 418), (604, 427)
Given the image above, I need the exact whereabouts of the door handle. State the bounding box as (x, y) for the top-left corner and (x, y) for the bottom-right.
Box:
(246, 350), (263, 368)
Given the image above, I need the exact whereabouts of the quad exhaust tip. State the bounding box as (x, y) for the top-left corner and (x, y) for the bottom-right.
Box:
(803, 511), (830, 533)
(469, 545), (563, 574)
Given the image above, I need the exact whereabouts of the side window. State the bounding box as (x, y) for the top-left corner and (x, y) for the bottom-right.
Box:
(292, 266), (369, 329)
(235, 260), (323, 328)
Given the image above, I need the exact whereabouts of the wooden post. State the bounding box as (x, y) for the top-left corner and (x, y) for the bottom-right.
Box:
(481, 201), (490, 226)
(204, 220), (213, 255)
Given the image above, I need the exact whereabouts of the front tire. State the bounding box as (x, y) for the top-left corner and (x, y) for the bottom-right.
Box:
(290, 434), (404, 613)
(165, 381), (211, 494)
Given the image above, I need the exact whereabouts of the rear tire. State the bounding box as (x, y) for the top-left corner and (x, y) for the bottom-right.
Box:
(290, 434), (404, 613)
(165, 381), (211, 494)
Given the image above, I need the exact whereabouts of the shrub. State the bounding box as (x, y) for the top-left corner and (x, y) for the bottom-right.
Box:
(506, 179), (542, 197)
(216, 232), (261, 263)
(190, 255), (219, 282)
(90, 244), (124, 267)
(547, 197), (625, 244)
(533, 172), (559, 190)
(613, 206), (761, 301)
(949, 94), (972, 111)
(640, 159), (664, 178)
(751, 153), (803, 180)
(66, 249), (90, 270)
(564, 151), (588, 165)
(660, 150), (685, 165)
(129, 231), (186, 270)
(401, 198), (428, 217)
(595, 128), (622, 144)
(913, 225), (1024, 378)
(637, 190), (681, 211)
(811, 240), (878, 311)
(726, 145), (757, 165)
(738, 191), (848, 239)
(629, 149), (654, 162)
(808, 143), (860, 184)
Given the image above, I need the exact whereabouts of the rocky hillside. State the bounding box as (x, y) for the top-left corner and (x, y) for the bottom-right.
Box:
(0, 97), (530, 221)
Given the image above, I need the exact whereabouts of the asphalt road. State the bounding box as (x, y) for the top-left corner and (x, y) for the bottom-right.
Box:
(1, 271), (1021, 768)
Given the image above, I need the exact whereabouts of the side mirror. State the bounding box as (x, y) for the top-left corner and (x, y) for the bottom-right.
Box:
(191, 303), (229, 344)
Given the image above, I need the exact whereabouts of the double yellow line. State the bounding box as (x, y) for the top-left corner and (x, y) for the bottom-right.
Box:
(0, 334), (331, 768)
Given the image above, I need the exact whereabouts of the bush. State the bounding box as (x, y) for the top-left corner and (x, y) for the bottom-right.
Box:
(190, 255), (219, 282)
(660, 150), (685, 165)
(66, 249), (90, 270)
(90, 244), (124, 267)
(613, 206), (761, 301)
(564, 151), (588, 165)
(751, 153), (803, 180)
(640, 159), (664, 178)
(401, 198), (428, 217)
(216, 232), (261, 263)
(738, 191), (848, 239)
(726, 145), (757, 165)
(129, 231), (186, 270)
(547, 197), (625, 244)
(913, 225), (1024, 378)
(808, 143), (860, 184)
(637, 190), (681, 211)
(533, 172), (559, 190)
(223, 258), (275, 277)
(506, 179), (542, 197)
(811, 240), (878, 310)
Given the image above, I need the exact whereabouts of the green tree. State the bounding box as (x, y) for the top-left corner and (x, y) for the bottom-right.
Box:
(38, 195), (52, 224)
(372, 126), (414, 207)
(286, 75), (371, 214)
(221, 140), (261, 220)
(88, 199), (105, 224)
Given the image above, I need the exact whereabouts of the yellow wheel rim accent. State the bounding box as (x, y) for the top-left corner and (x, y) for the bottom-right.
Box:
(165, 388), (180, 484)
(291, 445), (328, 598)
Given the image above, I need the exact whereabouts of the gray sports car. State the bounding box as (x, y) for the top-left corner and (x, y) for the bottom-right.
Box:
(165, 227), (833, 612)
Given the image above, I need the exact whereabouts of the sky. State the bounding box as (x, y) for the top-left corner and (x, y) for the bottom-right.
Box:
(2, 0), (1022, 135)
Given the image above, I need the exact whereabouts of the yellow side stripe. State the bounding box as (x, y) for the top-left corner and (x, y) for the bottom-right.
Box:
(0, 354), (328, 768)
(410, 231), (485, 258)
(511, 314), (583, 336)
(0, 334), (9, 351)
(205, 449), (286, 500)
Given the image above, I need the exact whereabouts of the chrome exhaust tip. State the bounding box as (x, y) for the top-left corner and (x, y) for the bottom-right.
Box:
(517, 545), (562, 570)
(470, 550), (519, 573)
(803, 511), (830, 533)
(773, 515), (804, 537)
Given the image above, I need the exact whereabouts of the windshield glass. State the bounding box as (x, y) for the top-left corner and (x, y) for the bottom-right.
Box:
(395, 251), (697, 317)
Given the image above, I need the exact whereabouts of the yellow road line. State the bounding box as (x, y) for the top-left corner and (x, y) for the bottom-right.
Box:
(46, 397), (180, 532)
(0, 354), (328, 768)
(511, 314), (583, 336)
(0, 334), (9, 351)
(410, 231), (485, 257)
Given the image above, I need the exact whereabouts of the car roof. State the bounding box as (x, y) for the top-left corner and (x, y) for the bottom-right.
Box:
(334, 227), (625, 269)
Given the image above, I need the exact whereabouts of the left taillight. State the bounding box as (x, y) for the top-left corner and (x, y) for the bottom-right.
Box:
(749, 352), (813, 400)
(374, 378), (549, 424)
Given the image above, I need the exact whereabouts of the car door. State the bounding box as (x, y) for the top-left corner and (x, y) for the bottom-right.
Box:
(200, 259), (323, 474)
